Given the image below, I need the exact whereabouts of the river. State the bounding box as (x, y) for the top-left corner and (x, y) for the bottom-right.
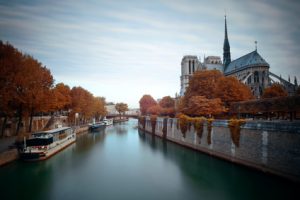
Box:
(0, 119), (299, 200)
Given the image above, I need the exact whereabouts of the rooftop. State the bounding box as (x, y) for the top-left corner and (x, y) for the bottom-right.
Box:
(225, 50), (269, 74)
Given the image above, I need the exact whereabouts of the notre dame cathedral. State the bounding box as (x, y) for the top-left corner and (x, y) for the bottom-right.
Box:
(180, 16), (298, 98)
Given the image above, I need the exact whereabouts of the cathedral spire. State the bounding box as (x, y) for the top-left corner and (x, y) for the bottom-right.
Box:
(223, 15), (231, 70)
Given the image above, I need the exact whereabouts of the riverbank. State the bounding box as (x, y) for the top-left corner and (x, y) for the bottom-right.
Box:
(139, 117), (300, 183)
(74, 125), (89, 135)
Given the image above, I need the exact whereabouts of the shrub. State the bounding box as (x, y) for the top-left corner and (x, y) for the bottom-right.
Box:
(207, 118), (214, 145)
(228, 118), (246, 147)
(150, 115), (157, 134)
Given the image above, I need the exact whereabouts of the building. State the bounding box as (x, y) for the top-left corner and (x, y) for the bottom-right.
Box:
(180, 15), (297, 98)
(105, 104), (118, 115)
(180, 55), (205, 96)
(204, 56), (223, 71)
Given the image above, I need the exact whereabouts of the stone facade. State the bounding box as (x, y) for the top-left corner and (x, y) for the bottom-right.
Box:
(139, 117), (300, 182)
(179, 16), (297, 97)
(180, 55), (204, 96)
(224, 51), (270, 97)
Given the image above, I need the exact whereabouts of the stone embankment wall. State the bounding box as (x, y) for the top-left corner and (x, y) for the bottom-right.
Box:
(139, 117), (300, 182)
(0, 116), (69, 137)
(74, 125), (89, 135)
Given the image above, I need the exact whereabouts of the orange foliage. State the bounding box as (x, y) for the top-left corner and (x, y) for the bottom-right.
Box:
(147, 104), (162, 115)
(262, 83), (288, 98)
(139, 94), (157, 115)
(160, 107), (176, 117)
(184, 96), (225, 117)
(159, 96), (175, 108)
(185, 70), (223, 100)
(215, 76), (253, 107)
(0, 41), (107, 133)
(181, 70), (253, 116)
(50, 83), (71, 111)
(0, 41), (55, 132)
(92, 97), (107, 121)
(159, 96), (175, 117)
(115, 102), (128, 117)
(70, 87), (106, 123)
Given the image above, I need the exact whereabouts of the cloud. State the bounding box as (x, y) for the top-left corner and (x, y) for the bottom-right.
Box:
(0, 0), (299, 107)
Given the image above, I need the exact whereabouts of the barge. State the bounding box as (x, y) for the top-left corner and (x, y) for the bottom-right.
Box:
(89, 121), (106, 131)
(20, 127), (76, 161)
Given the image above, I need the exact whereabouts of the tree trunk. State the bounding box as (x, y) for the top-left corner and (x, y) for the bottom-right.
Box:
(16, 104), (23, 135)
(28, 107), (34, 133)
(1, 115), (7, 137)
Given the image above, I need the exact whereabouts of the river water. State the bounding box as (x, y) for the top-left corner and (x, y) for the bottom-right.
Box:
(0, 119), (299, 200)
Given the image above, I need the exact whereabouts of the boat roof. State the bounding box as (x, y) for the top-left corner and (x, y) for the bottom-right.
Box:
(33, 127), (72, 135)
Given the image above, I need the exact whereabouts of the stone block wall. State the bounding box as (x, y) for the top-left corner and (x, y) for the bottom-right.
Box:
(139, 117), (300, 182)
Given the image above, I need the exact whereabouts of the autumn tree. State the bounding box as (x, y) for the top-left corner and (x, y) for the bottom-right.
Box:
(183, 96), (225, 117)
(262, 83), (288, 99)
(50, 83), (71, 112)
(139, 95), (157, 115)
(0, 41), (108, 134)
(215, 76), (253, 108)
(20, 57), (54, 132)
(159, 96), (175, 108)
(0, 41), (54, 133)
(147, 105), (162, 115)
(115, 103), (128, 118)
(0, 41), (24, 135)
(159, 96), (175, 117)
(92, 97), (107, 121)
(70, 87), (95, 124)
(185, 70), (223, 100)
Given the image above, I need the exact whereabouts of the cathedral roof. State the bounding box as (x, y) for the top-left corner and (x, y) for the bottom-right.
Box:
(224, 50), (269, 74)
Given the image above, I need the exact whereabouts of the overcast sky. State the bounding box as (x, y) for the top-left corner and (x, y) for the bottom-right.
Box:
(1, 0), (299, 108)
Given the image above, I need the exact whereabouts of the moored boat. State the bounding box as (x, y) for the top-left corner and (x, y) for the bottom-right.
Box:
(103, 118), (113, 126)
(20, 127), (76, 161)
(89, 121), (106, 131)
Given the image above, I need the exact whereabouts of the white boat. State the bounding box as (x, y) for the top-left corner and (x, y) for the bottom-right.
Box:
(89, 121), (106, 131)
(103, 118), (113, 126)
(20, 127), (76, 161)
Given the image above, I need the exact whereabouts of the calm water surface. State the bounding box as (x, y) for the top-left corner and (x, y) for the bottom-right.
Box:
(0, 119), (299, 200)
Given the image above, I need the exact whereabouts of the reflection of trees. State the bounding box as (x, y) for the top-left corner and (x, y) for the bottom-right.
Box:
(138, 132), (249, 192)
(76, 129), (106, 153)
(138, 132), (300, 199)
(115, 126), (127, 135)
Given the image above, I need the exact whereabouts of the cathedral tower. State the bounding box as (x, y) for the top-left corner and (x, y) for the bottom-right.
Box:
(223, 15), (231, 70)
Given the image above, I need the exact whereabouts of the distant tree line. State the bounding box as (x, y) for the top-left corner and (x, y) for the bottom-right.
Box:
(139, 69), (297, 119)
(0, 41), (106, 136)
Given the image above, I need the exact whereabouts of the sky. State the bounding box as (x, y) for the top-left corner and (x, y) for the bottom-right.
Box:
(0, 0), (300, 108)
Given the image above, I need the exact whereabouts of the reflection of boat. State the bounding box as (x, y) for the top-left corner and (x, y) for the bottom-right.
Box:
(20, 127), (76, 161)
(103, 118), (113, 126)
(89, 121), (106, 131)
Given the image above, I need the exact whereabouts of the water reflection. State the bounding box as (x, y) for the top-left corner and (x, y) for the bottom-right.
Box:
(138, 129), (300, 200)
(0, 120), (299, 200)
